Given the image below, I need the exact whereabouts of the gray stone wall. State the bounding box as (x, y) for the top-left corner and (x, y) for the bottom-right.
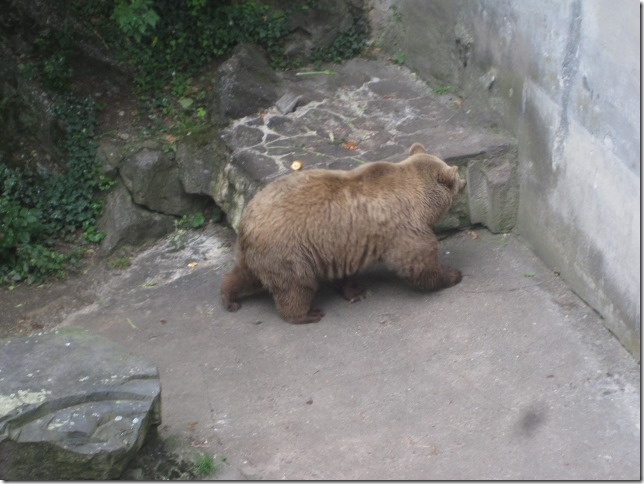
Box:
(367, 0), (640, 358)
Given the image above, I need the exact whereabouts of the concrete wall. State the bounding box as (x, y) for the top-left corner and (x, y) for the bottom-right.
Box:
(367, 0), (640, 358)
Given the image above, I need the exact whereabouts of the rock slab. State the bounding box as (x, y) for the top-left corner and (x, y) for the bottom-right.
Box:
(0, 327), (161, 480)
(216, 56), (518, 232)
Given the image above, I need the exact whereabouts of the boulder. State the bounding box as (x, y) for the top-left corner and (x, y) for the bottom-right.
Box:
(176, 135), (231, 196)
(119, 145), (205, 216)
(0, 327), (161, 480)
(217, 44), (283, 119)
(97, 184), (176, 256)
(95, 137), (128, 178)
(466, 148), (519, 233)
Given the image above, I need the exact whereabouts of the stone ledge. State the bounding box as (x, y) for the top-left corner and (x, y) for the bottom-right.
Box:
(214, 56), (518, 233)
(0, 327), (161, 480)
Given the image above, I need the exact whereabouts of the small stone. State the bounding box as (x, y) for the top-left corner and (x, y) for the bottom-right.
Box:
(276, 93), (303, 114)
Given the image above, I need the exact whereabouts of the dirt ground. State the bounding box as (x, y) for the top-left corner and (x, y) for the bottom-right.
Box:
(0, 253), (108, 339)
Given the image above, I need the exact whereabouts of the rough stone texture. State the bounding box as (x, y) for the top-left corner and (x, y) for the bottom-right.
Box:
(175, 134), (231, 196)
(215, 57), (517, 232)
(97, 184), (176, 256)
(96, 137), (128, 178)
(0, 326), (161, 480)
(279, 0), (358, 60)
(120, 145), (205, 216)
(367, 0), (640, 358)
(217, 44), (283, 120)
(465, 147), (519, 233)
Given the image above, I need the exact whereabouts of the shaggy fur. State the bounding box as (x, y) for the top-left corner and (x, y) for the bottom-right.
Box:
(221, 143), (466, 323)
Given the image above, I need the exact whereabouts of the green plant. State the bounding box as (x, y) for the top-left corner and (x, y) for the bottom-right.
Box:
(104, 0), (290, 98)
(112, 0), (160, 43)
(83, 225), (105, 243)
(309, 18), (368, 65)
(192, 453), (224, 477)
(169, 212), (205, 251)
(98, 175), (117, 191)
(392, 52), (406, 65)
(17, 62), (38, 80)
(0, 96), (107, 285)
(433, 83), (453, 95)
(42, 54), (72, 91)
(0, 197), (42, 252)
(193, 453), (214, 475)
(178, 212), (206, 230)
(169, 226), (187, 251)
(0, 195), (67, 284)
(108, 256), (131, 269)
(390, 4), (402, 22)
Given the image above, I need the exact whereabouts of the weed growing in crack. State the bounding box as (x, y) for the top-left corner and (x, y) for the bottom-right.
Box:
(392, 52), (407, 65)
(433, 83), (454, 95)
(192, 453), (225, 477)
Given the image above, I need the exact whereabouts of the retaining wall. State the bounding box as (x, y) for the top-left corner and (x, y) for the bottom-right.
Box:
(367, 0), (640, 358)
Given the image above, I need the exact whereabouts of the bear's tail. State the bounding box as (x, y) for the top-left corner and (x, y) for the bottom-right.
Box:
(221, 261), (262, 312)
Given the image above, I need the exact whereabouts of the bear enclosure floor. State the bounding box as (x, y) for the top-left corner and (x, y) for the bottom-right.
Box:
(1, 55), (639, 479)
(21, 224), (636, 480)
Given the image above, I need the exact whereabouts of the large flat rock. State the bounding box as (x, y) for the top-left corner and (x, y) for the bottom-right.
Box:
(0, 327), (161, 480)
(215, 57), (517, 233)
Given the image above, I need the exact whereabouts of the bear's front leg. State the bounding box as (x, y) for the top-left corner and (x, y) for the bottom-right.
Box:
(407, 267), (462, 290)
(383, 235), (462, 292)
(335, 276), (367, 303)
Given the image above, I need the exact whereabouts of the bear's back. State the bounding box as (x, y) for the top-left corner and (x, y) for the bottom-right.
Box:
(237, 164), (413, 278)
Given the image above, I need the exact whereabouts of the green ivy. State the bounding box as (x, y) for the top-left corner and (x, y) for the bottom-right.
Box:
(100, 0), (367, 97)
(112, 0), (160, 43)
(0, 97), (105, 285)
(310, 17), (368, 65)
(42, 54), (72, 91)
(100, 0), (289, 99)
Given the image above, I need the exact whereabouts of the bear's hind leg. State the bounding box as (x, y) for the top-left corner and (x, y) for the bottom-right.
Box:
(272, 284), (324, 324)
(221, 264), (263, 312)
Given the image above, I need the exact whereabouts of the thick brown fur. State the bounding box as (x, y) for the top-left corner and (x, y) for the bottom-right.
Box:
(221, 143), (466, 324)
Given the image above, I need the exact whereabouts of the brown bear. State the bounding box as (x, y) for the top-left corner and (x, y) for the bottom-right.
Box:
(221, 143), (466, 324)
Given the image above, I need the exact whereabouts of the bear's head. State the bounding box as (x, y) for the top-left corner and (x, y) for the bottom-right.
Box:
(407, 143), (466, 198)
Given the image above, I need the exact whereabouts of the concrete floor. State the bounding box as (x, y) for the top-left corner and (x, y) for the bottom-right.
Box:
(61, 224), (640, 480)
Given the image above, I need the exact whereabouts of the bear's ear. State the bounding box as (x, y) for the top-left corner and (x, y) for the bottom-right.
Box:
(438, 165), (459, 190)
(409, 143), (427, 155)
